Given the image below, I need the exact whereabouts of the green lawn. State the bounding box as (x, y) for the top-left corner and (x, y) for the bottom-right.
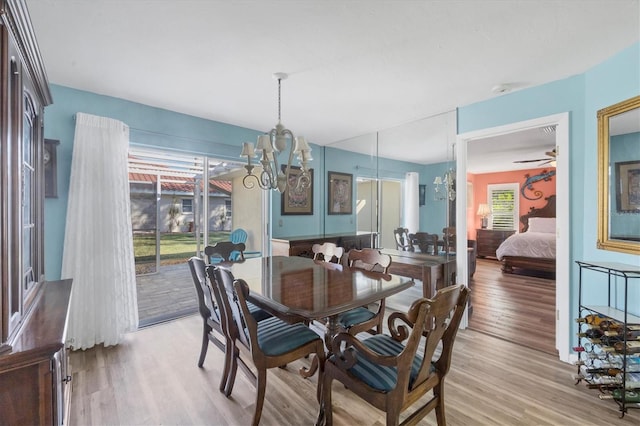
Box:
(133, 231), (231, 263)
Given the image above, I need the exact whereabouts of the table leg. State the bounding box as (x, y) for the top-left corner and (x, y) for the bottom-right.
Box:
(300, 315), (338, 379)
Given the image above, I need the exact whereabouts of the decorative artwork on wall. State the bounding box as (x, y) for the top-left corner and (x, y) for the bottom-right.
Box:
(615, 160), (640, 213)
(328, 171), (353, 215)
(521, 169), (555, 200)
(281, 166), (314, 215)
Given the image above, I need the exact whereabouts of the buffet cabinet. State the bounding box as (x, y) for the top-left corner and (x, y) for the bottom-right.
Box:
(0, 280), (73, 425)
(272, 232), (375, 258)
(574, 261), (640, 417)
(476, 229), (515, 258)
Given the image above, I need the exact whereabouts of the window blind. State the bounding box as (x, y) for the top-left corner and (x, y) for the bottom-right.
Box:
(490, 188), (516, 230)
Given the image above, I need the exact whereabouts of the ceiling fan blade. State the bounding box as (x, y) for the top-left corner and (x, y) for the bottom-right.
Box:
(545, 150), (556, 157)
(539, 160), (553, 166)
(513, 158), (548, 163)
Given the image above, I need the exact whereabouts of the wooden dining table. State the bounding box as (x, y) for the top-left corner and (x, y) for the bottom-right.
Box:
(379, 248), (456, 298)
(221, 255), (414, 353)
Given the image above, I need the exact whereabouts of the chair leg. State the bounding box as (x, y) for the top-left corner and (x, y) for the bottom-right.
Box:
(219, 336), (233, 393)
(252, 368), (267, 426)
(385, 407), (400, 426)
(224, 344), (240, 397)
(434, 381), (446, 426)
(320, 374), (333, 426)
(198, 322), (210, 367)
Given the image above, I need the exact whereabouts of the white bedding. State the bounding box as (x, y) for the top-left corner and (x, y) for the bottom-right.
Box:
(495, 231), (556, 260)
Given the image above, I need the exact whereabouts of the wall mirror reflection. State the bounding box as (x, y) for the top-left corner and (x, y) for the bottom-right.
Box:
(597, 95), (640, 255)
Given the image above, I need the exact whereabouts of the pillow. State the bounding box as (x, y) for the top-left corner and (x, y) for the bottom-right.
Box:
(528, 217), (556, 233)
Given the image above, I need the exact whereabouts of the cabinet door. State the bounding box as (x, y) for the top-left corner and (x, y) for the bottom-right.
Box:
(0, 360), (54, 424)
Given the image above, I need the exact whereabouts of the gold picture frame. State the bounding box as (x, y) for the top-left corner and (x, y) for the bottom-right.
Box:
(615, 160), (640, 213)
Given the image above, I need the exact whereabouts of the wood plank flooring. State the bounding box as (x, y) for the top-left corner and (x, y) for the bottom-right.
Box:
(69, 312), (640, 425)
(468, 258), (557, 355)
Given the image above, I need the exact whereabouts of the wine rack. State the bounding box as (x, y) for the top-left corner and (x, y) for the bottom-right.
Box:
(575, 261), (640, 417)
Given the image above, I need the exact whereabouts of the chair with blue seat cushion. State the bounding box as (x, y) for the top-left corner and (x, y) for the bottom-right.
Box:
(187, 256), (225, 367)
(212, 268), (326, 426)
(206, 265), (272, 395)
(312, 242), (344, 264)
(338, 248), (392, 335)
(319, 284), (469, 426)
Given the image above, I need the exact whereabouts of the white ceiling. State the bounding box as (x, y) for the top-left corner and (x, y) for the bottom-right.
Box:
(26, 0), (640, 172)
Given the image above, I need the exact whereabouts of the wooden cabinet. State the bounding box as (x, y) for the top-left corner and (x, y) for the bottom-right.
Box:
(0, 279), (73, 425)
(272, 233), (375, 258)
(476, 229), (515, 258)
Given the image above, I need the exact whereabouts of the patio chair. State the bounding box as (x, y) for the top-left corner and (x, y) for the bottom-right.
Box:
(205, 241), (246, 263)
(319, 284), (470, 426)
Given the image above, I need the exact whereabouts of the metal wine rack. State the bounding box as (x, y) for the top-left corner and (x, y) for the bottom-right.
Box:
(574, 261), (640, 417)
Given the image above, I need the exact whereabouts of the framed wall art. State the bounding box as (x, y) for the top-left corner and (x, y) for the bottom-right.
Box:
(281, 166), (314, 215)
(328, 171), (353, 215)
(615, 160), (640, 213)
(44, 138), (59, 198)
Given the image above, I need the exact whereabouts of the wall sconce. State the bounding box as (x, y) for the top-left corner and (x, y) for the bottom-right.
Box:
(477, 203), (491, 229)
(433, 169), (456, 201)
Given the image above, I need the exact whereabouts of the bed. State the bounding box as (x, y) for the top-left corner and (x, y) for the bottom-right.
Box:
(497, 195), (556, 274)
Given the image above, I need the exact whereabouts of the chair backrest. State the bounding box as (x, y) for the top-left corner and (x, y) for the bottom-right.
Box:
(188, 256), (221, 324)
(312, 242), (344, 263)
(206, 265), (250, 347)
(345, 248), (392, 273)
(230, 228), (248, 244)
(205, 241), (246, 263)
(409, 232), (438, 255)
(442, 226), (456, 254)
(410, 284), (469, 389)
(393, 227), (414, 251)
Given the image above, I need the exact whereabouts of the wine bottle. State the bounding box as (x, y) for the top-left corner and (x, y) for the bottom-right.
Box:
(585, 367), (621, 376)
(614, 341), (640, 353)
(598, 389), (640, 403)
(577, 314), (607, 326)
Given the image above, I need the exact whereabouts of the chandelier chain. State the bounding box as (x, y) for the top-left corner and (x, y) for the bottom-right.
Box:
(277, 78), (282, 122)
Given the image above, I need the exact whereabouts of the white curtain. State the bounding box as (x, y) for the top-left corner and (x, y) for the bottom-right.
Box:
(404, 172), (419, 233)
(62, 113), (138, 350)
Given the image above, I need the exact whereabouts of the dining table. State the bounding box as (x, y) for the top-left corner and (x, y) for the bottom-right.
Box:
(220, 255), (414, 375)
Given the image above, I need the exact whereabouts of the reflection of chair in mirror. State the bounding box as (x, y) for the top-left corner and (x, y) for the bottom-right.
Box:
(227, 276), (326, 426)
(393, 227), (414, 252)
(442, 227), (456, 254)
(409, 232), (438, 255)
(187, 257), (224, 367)
(339, 248), (392, 335)
(229, 228), (248, 244)
(312, 242), (344, 263)
(320, 285), (470, 426)
(205, 241), (246, 263)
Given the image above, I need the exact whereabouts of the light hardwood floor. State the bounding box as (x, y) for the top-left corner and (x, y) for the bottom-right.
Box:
(468, 258), (557, 355)
(69, 310), (639, 425)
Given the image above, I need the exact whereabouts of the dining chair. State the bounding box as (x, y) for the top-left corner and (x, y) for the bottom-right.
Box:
(409, 232), (438, 255)
(393, 227), (414, 252)
(441, 227), (456, 255)
(205, 241), (246, 263)
(187, 256), (225, 367)
(338, 248), (392, 335)
(213, 268), (326, 425)
(312, 242), (344, 263)
(319, 284), (470, 426)
(205, 265), (272, 396)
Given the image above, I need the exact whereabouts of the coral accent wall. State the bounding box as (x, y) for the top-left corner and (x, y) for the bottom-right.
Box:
(468, 168), (556, 239)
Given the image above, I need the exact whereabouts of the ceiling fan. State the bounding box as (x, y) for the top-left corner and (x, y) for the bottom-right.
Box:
(514, 148), (556, 166)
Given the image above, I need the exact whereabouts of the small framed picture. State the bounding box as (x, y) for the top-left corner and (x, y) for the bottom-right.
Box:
(44, 139), (60, 198)
(615, 160), (640, 212)
(281, 166), (314, 215)
(419, 184), (426, 206)
(328, 171), (353, 215)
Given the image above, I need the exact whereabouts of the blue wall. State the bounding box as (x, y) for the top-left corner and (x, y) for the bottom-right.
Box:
(458, 42), (640, 348)
(44, 85), (264, 280)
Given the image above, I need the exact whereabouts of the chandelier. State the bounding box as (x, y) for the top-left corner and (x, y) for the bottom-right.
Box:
(240, 73), (312, 192)
(433, 169), (456, 201)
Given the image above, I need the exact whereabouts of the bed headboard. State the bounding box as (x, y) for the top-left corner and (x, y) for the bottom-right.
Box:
(521, 195), (556, 232)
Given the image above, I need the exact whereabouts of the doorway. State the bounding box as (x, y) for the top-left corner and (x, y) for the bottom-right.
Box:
(356, 178), (402, 248)
(128, 147), (255, 326)
(457, 112), (570, 361)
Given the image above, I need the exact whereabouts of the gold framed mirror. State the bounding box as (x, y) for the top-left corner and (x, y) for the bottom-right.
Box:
(597, 95), (640, 254)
